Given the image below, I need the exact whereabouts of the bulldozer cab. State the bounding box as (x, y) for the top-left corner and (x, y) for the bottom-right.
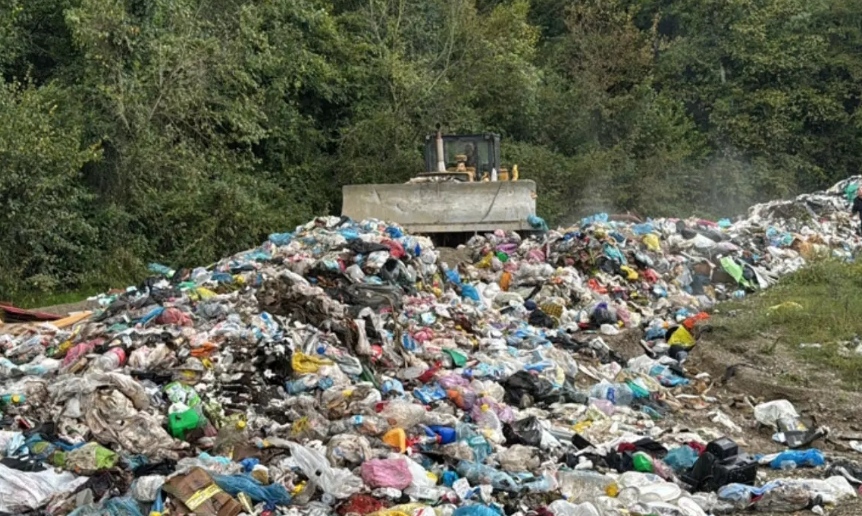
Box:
(420, 133), (501, 181)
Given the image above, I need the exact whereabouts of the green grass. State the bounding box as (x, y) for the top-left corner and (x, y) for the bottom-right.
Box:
(7, 286), (106, 310)
(710, 259), (862, 390)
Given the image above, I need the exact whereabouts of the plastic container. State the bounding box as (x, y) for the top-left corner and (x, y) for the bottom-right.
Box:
(426, 425), (457, 445)
(474, 404), (503, 440)
(558, 470), (617, 502)
(0, 394), (25, 407)
(88, 347), (127, 372)
(588, 381), (634, 406)
(168, 408), (202, 439)
(214, 419), (247, 455)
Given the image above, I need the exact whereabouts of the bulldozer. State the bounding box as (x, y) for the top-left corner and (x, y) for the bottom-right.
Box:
(341, 130), (537, 237)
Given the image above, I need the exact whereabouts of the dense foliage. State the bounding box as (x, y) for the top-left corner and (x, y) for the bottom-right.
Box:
(1, 0), (861, 296)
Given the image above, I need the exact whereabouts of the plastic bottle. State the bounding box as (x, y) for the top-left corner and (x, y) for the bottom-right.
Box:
(0, 394), (25, 407)
(456, 461), (519, 492)
(285, 376), (319, 395)
(88, 347), (127, 372)
(328, 415), (389, 437)
(467, 435), (493, 463)
(588, 381), (634, 406)
(649, 364), (689, 387)
(558, 470), (618, 501)
(214, 419), (248, 456)
(426, 425), (457, 445)
(523, 472), (557, 493)
(474, 404), (503, 441)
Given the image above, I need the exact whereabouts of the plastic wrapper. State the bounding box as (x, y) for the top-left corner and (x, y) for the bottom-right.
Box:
(378, 400), (428, 428)
(326, 433), (373, 467)
(495, 444), (539, 472)
(130, 475), (165, 502)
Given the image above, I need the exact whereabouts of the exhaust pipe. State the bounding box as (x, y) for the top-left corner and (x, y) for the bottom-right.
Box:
(436, 128), (445, 173)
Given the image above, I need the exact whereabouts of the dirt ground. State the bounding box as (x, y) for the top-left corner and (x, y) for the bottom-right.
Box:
(640, 328), (862, 515)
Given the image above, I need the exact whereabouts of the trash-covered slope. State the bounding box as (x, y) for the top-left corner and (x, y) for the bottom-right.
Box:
(1, 178), (862, 515)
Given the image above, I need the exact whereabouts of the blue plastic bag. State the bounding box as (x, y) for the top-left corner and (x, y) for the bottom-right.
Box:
(452, 505), (502, 516)
(445, 268), (463, 285)
(461, 284), (481, 302)
(268, 232), (293, 246)
(386, 226), (404, 238)
(580, 212), (609, 227)
(442, 470), (459, 487)
(414, 383), (447, 404)
(769, 449), (825, 469)
(664, 446), (699, 472)
(212, 473), (292, 508)
(527, 215), (549, 232)
(339, 228), (360, 241)
(632, 222), (655, 235)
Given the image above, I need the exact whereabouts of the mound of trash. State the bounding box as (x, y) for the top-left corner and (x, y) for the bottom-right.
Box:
(1, 178), (862, 515)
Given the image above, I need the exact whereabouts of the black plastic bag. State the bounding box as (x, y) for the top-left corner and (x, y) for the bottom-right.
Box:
(528, 309), (556, 329)
(503, 416), (543, 447)
(590, 304), (617, 326)
(501, 371), (548, 406)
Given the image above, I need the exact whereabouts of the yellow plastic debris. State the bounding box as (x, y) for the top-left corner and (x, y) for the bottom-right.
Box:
(768, 301), (803, 313)
(667, 326), (696, 348)
(643, 233), (661, 252)
(620, 265), (639, 281)
(291, 352), (334, 374)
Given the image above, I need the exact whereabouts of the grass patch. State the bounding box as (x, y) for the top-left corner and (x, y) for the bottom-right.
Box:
(710, 259), (862, 390)
(5, 286), (106, 310)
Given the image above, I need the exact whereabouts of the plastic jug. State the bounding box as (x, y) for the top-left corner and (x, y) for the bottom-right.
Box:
(168, 408), (201, 439)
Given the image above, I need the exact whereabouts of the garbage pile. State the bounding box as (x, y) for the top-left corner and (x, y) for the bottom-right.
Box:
(1, 178), (862, 516)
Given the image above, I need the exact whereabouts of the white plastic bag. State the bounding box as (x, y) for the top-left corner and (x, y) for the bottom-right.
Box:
(0, 463), (88, 512)
(286, 442), (363, 499)
(754, 399), (801, 429)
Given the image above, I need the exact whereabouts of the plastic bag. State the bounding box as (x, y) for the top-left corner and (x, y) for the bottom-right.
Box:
(378, 400), (427, 428)
(326, 434), (373, 467)
(212, 473), (292, 507)
(503, 416), (543, 447)
(286, 442), (363, 499)
(361, 458), (412, 490)
(0, 462), (89, 513)
(754, 400), (802, 430)
(495, 444), (539, 472)
(62, 442), (119, 473)
(453, 505), (502, 516)
(547, 500), (601, 516)
(129, 475), (165, 502)
(456, 460), (520, 492)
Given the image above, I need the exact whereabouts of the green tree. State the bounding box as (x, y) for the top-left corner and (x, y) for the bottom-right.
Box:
(0, 82), (100, 294)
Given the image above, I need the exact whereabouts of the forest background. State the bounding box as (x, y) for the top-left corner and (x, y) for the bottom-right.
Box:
(1, 0), (860, 298)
